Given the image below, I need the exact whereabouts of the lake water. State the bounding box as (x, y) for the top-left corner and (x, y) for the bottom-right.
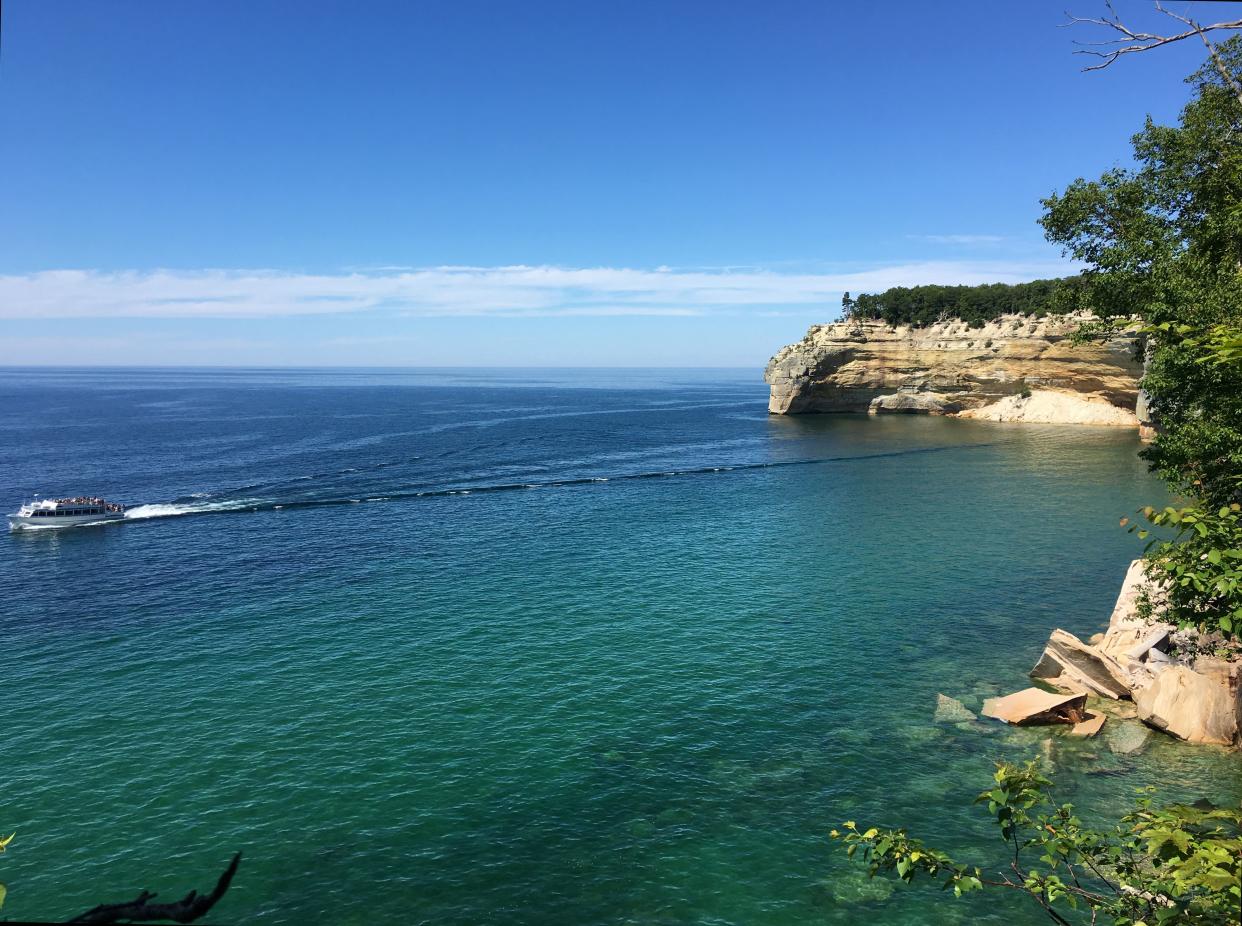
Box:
(1, 367), (1237, 925)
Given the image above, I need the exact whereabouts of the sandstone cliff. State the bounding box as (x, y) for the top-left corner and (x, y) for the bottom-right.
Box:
(764, 314), (1143, 426)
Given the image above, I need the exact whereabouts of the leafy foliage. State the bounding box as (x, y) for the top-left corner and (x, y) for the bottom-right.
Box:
(845, 278), (1077, 328)
(0, 830), (12, 912)
(832, 762), (1242, 925)
(1129, 499), (1242, 638)
(1041, 40), (1242, 638)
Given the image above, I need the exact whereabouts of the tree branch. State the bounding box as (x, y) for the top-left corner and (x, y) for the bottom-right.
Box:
(1065, 0), (1242, 105)
(67, 853), (240, 925)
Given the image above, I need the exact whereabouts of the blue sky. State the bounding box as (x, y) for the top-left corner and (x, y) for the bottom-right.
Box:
(0, 1), (1220, 365)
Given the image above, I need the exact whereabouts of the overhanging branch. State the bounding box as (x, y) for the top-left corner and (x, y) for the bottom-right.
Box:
(1065, 1), (1242, 104)
(67, 852), (240, 925)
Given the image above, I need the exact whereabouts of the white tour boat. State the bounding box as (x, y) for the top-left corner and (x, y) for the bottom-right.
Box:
(8, 496), (127, 530)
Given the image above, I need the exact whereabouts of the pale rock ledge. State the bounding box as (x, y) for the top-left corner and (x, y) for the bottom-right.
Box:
(957, 390), (1138, 427)
(764, 313), (1143, 427)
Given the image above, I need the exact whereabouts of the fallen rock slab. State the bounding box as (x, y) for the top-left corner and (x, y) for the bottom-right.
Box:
(982, 688), (1088, 726)
(1068, 711), (1106, 738)
(1030, 628), (1133, 699)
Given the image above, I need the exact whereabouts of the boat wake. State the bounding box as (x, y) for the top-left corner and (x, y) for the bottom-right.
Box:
(103, 441), (995, 525)
(123, 499), (262, 520)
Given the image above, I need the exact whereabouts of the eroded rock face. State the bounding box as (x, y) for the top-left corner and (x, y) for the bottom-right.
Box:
(764, 314), (1142, 423)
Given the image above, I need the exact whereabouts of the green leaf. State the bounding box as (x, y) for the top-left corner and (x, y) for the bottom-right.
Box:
(1197, 868), (1239, 890)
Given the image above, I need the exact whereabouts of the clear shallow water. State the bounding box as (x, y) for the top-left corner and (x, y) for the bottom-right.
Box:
(1, 367), (1237, 925)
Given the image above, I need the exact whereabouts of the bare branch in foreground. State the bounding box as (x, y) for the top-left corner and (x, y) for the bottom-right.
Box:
(67, 852), (240, 925)
(1064, 0), (1242, 107)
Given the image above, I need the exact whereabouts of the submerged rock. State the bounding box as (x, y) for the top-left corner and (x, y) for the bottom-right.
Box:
(1106, 701), (1140, 720)
(934, 694), (976, 724)
(1105, 721), (1151, 756)
(628, 818), (657, 838)
(898, 724), (944, 746)
(830, 870), (895, 904)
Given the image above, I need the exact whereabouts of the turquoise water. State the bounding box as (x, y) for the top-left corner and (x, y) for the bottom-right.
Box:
(1, 368), (1237, 924)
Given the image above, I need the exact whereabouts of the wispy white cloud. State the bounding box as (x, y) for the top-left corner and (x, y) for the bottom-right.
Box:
(0, 261), (1075, 320)
(912, 234), (1008, 246)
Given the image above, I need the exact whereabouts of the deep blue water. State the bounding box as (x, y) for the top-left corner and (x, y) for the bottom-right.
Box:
(1, 367), (1236, 925)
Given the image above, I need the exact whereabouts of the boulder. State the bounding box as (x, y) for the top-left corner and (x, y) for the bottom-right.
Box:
(1030, 629), (1134, 699)
(982, 688), (1087, 725)
(1134, 664), (1240, 746)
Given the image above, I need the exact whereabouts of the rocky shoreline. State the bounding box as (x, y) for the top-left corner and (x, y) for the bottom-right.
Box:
(952, 560), (1241, 750)
(1028, 559), (1241, 748)
(764, 313), (1147, 428)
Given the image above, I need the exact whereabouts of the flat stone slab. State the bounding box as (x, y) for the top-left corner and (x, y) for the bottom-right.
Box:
(982, 688), (1087, 726)
(1068, 711), (1106, 737)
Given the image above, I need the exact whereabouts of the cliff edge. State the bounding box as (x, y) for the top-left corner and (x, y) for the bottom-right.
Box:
(764, 314), (1143, 426)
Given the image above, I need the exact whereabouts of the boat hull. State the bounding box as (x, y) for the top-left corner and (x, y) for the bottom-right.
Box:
(8, 512), (127, 530)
